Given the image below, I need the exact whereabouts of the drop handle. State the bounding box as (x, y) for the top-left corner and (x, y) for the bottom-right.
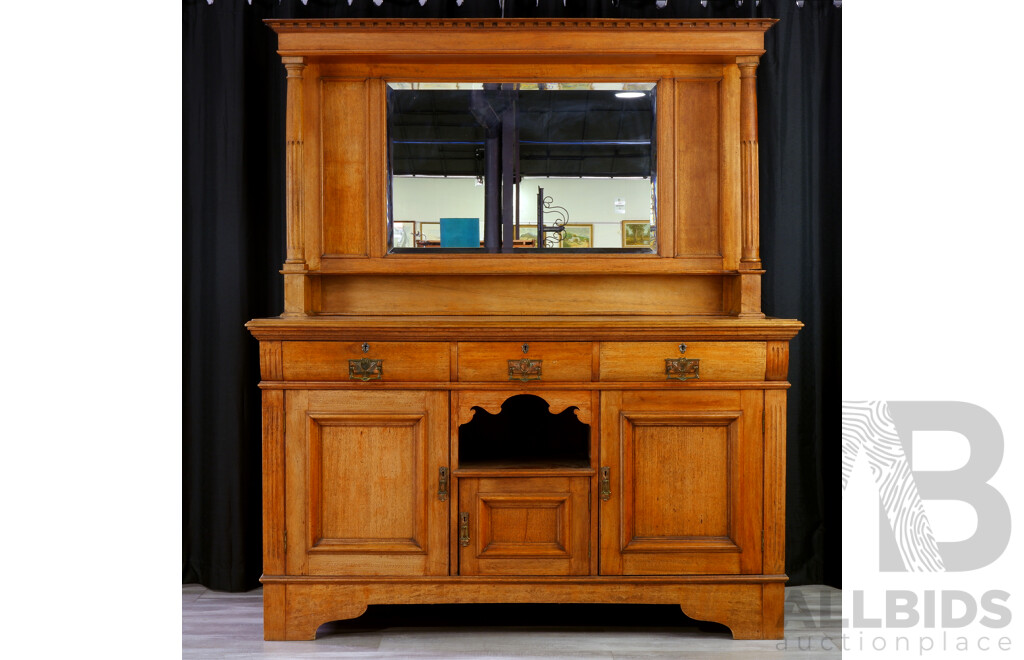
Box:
(437, 467), (449, 502)
(599, 466), (611, 501)
(459, 512), (470, 547)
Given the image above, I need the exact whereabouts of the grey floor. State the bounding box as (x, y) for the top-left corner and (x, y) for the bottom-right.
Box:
(183, 584), (842, 659)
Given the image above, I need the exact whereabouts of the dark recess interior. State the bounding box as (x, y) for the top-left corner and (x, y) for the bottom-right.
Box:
(458, 394), (590, 468)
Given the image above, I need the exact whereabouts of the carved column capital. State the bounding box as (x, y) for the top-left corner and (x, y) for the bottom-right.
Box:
(282, 56), (306, 77)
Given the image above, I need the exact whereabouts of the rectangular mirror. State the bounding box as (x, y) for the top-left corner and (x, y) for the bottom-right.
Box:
(387, 82), (656, 253)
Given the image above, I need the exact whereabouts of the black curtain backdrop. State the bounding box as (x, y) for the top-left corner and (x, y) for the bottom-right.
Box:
(183, 0), (840, 592)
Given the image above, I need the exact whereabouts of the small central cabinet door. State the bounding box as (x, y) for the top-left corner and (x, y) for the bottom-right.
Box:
(285, 390), (449, 576)
(600, 390), (763, 575)
(459, 477), (591, 576)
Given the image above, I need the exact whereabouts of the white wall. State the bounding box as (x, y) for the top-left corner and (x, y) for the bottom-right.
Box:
(392, 176), (654, 248)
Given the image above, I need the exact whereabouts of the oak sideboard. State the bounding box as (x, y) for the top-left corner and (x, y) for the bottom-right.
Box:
(247, 18), (801, 641)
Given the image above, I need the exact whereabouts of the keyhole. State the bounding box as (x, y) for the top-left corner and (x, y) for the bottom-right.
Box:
(522, 343), (529, 354)
(361, 342), (370, 353)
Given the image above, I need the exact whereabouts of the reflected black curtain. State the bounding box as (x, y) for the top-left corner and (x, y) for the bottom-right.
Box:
(183, 0), (840, 591)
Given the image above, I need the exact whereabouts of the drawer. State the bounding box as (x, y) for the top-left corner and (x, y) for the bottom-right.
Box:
(457, 342), (593, 382)
(599, 342), (766, 382)
(280, 341), (450, 381)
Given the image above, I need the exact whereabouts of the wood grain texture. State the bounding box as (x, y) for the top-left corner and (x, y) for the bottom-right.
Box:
(456, 390), (593, 427)
(262, 389), (285, 575)
(675, 78), (721, 260)
(366, 77), (387, 259)
(600, 390), (762, 576)
(248, 316), (803, 342)
(321, 275), (724, 316)
(261, 582), (287, 641)
(761, 582), (786, 639)
(720, 64), (742, 270)
(268, 18), (777, 58)
(656, 77), (676, 258)
(283, 57), (305, 269)
(260, 341), (283, 381)
(302, 61), (322, 271)
(599, 341), (766, 381)
(281, 341), (450, 382)
(763, 389), (787, 576)
(259, 578), (783, 640)
(737, 56), (761, 269)
(459, 476), (590, 576)
(678, 583), (764, 639)
(254, 19), (795, 643)
(287, 390), (449, 577)
(321, 79), (368, 257)
(765, 341), (790, 381)
(458, 342), (593, 382)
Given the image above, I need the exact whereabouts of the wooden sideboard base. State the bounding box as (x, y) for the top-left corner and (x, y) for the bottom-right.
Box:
(261, 576), (787, 641)
(254, 19), (799, 648)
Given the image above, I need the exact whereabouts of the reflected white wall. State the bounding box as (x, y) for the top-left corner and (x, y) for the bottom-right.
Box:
(392, 176), (654, 248)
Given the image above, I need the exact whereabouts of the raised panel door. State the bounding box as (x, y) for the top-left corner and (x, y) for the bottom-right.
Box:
(458, 476), (591, 576)
(285, 390), (449, 576)
(599, 390), (763, 575)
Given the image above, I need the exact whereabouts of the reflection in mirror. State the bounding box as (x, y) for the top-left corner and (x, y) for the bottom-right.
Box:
(387, 82), (656, 253)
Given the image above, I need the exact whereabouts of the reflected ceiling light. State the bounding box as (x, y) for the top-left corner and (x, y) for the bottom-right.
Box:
(615, 92), (645, 99)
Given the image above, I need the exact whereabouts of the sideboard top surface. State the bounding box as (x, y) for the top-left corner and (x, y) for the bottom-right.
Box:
(246, 315), (802, 342)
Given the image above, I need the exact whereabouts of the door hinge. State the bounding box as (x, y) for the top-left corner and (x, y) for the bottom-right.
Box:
(459, 512), (470, 547)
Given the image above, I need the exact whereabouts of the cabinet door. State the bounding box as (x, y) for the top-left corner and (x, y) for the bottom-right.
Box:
(285, 390), (449, 576)
(599, 390), (763, 575)
(458, 476), (591, 576)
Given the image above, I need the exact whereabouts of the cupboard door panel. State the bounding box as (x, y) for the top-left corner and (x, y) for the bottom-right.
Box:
(286, 390), (449, 576)
(600, 390), (763, 575)
(459, 476), (590, 576)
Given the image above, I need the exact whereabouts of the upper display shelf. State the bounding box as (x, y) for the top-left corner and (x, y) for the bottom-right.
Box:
(266, 18), (775, 316)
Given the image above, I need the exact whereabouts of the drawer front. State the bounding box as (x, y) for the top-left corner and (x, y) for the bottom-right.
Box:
(599, 342), (766, 382)
(458, 342), (593, 382)
(281, 341), (450, 381)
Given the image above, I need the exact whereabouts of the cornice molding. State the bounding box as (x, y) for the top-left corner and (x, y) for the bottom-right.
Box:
(265, 18), (778, 32)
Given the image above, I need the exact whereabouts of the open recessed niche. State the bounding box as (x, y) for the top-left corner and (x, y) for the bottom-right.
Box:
(457, 394), (590, 469)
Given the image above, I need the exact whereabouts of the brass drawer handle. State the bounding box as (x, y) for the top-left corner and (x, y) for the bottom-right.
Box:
(599, 466), (611, 501)
(665, 357), (700, 381)
(437, 467), (449, 502)
(459, 512), (470, 547)
(349, 357), (383, 381)
(508, 357), (542, 382)
(665, 342), (699, 381)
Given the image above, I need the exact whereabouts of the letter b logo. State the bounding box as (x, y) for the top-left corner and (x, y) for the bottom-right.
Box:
(842, 401), (1011, 572)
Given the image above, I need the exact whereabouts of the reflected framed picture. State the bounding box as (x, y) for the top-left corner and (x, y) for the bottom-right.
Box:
(517, 227), (539, 247)
(393, 220), (416, 248)
(559, 224), (593, 249)
(621, 220), (653, 248)
(418, 221), (441, 246)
